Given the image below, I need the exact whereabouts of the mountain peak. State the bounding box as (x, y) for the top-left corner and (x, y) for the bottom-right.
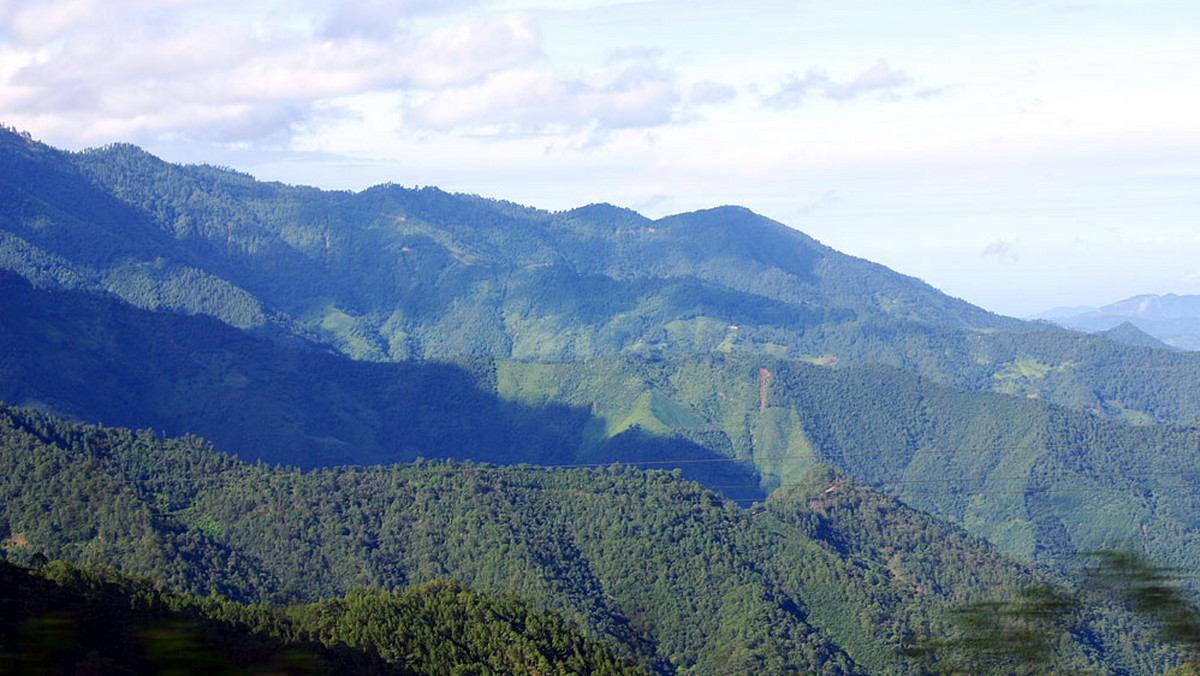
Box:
(561, 202), (650, 228)
(1038, 293), (1200, 350)
(1100, 321), (1175, 350)
(1, 132), (1027, 364)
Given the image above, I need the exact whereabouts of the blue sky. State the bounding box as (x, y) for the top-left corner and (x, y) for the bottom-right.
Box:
(1, 0), (1197, 317)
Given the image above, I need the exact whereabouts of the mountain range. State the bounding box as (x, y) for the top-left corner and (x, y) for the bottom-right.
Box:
(4, 125), (1200, 673)
(8, 126), (1200, 425)
(1036, 294), (1200, 351)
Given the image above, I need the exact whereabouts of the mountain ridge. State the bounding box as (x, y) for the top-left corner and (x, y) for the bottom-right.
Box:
(0, 126), (1022, 361)
(1038, 293), (1200, 350)
(13, 127), (1200, 429)
(9, 269), (1200, 583)
(5, 127), (1200, 672)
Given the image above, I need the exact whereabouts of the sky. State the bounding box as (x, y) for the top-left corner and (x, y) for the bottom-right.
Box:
(1, 0), (1197, 318)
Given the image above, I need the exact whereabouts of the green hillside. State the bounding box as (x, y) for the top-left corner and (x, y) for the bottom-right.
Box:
(11, 128), (1200, 427)
(0, 404), (1182, 674)
(9, 127), (1200, 672)
(0, 271), (765, 501)
(7, 271), (1200, 580)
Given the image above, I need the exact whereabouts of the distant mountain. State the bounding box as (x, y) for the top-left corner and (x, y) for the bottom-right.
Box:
(1038, 294), (1200, 350)
(1031, 305), (1097, 320)
(0, 125), (1020, 364)
(1101, 294), (1200, 321)
(1099, 321), (1176, 350)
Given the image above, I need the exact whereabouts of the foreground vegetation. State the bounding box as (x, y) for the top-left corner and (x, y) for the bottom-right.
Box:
(0, 558), (642, 675)
(0, 404), (1187, 674)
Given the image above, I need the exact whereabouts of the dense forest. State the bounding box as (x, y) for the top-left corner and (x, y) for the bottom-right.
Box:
(0, 404), (879, 673)
(7, 126), (1200, 673)
(6, 270), (1200, 582)
(7, 127), (1200, 427)
(0, 404), (1190, 674)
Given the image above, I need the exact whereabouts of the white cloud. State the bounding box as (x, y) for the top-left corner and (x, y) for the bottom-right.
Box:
(1, 0), (248, 46)
(408, 62), (679, 132)
(764, 59), (913, 108)
(2, 0), (105, 46)
(0, 4), (541, 143)
(795, 189), (839, 217)
(605, 46), (663, 64)
(826, 60), (911, 100)
(688, 80), (736, 106)
(319, 0), (483, 39)
(0, 1), (697, 146)
(981, 240), (1019, 264)
(403, 14), (542, 89)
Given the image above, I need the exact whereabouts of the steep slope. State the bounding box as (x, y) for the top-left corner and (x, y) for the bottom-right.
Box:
(0, 270), (765, 499)
(760, 466), (1186, 674)
(0, 128), (295, 340)
(62, 139), (1018, 333)
(0, 405), (1181, 674)
(7, 128), (1200, 426)
(7, 270), (1200, 577)
(495, 353), (1200, 576)
(0, 129), (1002, 351)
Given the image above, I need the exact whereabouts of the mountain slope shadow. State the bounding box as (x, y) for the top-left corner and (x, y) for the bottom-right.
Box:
(0, 271), (762, 497)
(587, 428), (766, 503)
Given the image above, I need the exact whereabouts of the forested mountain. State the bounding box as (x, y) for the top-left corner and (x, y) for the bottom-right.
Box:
(0, 405), (1184, 674)
(1099, 322), (1176, 350)
(8, 126), (1200, 672)
(0, 125), (1013, 356)
(9, 127), (1200, 427)
(6, 269), (1200, 580)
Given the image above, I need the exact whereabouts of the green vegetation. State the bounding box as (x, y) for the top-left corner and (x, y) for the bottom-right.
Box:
(0, 558), (642, 675)
(0, 405), (1187, 674)
(7, 273), (1200, 584)
(905, 550), (1200, 675)
(8, 128), (1200, 673)
(10, 127), (1200, 428)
